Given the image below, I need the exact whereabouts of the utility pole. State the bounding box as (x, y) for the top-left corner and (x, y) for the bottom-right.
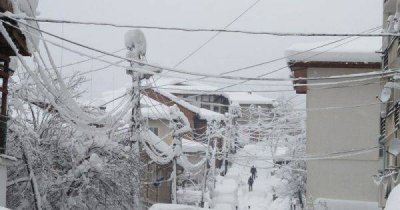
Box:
(169, 105), (190, 204)
(125, 30), (162, 209)
(200, 119), (220, 207)
(200, 128), (211, 208)
(229, 103), (241, 154)
(124, 29), (147, 210)
(221, 104), (241, 175)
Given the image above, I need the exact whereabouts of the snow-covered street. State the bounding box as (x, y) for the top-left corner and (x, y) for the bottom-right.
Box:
(213, 143), (291, 210)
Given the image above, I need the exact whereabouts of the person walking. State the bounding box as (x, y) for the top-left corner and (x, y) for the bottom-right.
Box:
(248, 176), (254, 191)
(250, 165), (257, 180)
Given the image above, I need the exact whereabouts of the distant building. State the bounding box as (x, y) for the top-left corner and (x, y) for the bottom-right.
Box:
(148, 78), (275, 143)
(96, 88), (218, 209)
(286, 37), (382, 209)
(144, 87), (225, 139)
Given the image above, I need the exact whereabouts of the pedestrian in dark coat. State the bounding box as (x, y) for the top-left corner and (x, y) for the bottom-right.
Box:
(250, 165), (257, 180)
(248, 176), (254, 191)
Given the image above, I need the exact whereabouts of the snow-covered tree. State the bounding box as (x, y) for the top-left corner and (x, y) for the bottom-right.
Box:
(272, 97), (306, 208)
(6, 70), (141, 209)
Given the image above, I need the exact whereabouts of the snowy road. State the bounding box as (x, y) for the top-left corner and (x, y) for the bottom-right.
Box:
(213, 143), (290, 210)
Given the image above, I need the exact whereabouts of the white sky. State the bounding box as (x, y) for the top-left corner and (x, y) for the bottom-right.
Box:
(36, 0), (382, 104)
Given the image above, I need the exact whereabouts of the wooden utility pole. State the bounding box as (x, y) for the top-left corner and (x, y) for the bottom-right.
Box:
(200, 132), (211, 208)
(125, 29), (147, 210)
(124, 29), (161, 209)
(169, 105), (190, 204)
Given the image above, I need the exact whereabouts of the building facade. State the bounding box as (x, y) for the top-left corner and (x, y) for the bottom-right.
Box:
(377, 0), (400, 208)
(286, 38), (382, 209)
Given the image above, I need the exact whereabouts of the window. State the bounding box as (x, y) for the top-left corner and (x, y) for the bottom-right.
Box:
(201, 104), (210, 110)
(214, 106), (219, 112)
(149, 127), (159, 136)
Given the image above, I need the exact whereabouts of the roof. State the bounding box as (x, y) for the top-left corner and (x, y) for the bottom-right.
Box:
(141, 96), (171, 120)
(147, 77), (275, 106)
(222, 92), (275, 105)
(153, 88), (225, 121)
(285, 37), (382, 64)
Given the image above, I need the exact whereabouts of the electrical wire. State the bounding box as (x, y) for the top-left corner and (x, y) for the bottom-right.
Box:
(5, 14), (395, 37)
(2, 18), (392, 83)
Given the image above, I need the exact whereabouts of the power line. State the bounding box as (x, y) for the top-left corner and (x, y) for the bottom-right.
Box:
(149, 26), (382, 94)
(173, 0), (262, 68)
(183, 26), (384, 95)
(44, 48), (125, 71)
(4, 19), (390, 83)
(4, 14), (395, 37)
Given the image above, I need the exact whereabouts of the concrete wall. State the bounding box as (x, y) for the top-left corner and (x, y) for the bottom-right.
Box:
(306, 67), (381, 203)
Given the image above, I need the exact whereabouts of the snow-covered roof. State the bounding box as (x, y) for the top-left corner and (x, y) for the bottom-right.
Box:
(285, 37), (382, 63)
(154, 88), (225, 122)
(141, 96), (171, 120)
(222, 92), (275, 105)
(148, 77), (275, 106)
(182, 138), (206, 153)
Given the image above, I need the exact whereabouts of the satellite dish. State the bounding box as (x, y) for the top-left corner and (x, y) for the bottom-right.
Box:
(379, 85), (392, 103)
(124, 29), (147, 56)
(388, 138), (400, 156)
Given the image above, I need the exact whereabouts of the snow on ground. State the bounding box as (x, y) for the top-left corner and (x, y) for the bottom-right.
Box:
(150, 142), (291, 210)
(385, 184), (400, 210)
(213, 143), (291, 210)
(149, 204), (206, 210)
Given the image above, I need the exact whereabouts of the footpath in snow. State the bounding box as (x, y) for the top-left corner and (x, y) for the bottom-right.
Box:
(149, 142), (292, 210)
(213, 143), (291, 210)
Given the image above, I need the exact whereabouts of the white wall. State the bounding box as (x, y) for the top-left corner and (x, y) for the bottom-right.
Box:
(148, 119), (173, 145)
(306, 67), (381, 203)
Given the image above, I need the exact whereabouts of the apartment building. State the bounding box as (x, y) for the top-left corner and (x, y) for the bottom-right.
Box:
(376, 0), (400, 208)
(286, 37), (382, 209)
(150, 78), (275, 124)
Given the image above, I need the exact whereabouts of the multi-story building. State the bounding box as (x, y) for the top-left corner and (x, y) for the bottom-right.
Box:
(152, 79), (275, 124)
(376, 0), (400, 208)
(286, 37), (382, 209)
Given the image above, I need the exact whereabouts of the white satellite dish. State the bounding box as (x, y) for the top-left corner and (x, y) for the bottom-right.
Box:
(388, 138), (400, 156)
(379, 82), (400, 103)
(379, 84), (392, 103)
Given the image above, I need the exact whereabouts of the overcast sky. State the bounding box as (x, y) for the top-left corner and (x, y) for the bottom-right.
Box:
(36, 0), (382, 104)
